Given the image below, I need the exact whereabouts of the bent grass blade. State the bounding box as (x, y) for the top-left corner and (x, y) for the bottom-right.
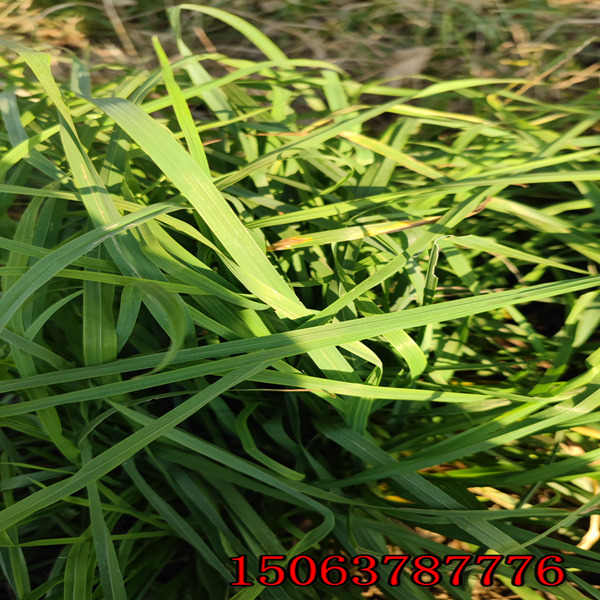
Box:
(267, 200), (490, 251)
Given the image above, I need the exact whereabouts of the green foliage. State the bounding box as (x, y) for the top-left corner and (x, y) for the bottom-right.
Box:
(1, 6), (600, 599)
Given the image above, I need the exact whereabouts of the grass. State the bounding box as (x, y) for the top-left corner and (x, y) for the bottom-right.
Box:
(4, 0), (600, 88)
(1, 3), (600, 600)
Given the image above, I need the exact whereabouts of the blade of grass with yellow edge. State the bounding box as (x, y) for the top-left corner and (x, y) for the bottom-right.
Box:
(268, 200), (490, 251)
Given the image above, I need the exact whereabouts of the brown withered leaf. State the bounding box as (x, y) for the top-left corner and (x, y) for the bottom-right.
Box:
(380, 46), (433, 86)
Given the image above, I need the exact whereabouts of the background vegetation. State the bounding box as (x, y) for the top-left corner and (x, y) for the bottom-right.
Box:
(1, 1), (600, 599)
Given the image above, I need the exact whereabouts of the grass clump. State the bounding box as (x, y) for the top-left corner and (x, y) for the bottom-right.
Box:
(9, 0), (600, 90)
(1, 5), (600, 600)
